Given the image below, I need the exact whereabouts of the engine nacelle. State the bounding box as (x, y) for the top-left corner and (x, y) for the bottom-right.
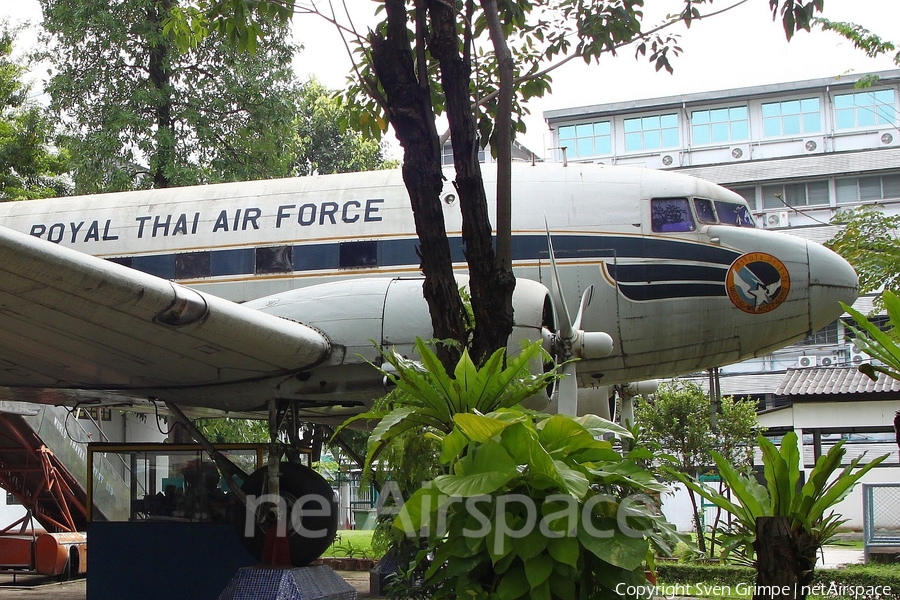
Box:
(245, 277), (559, 406)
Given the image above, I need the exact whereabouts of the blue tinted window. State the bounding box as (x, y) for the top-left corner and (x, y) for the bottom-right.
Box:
(833, 90), (895, 129)
(557, 120), (611, 158)
(625, 113), (679, 152)
(761, 97), (821, 137)
(691, 106), (748, 145)
(133, 255), (175, 279)
(651, 198), (695, 232)
(294, 244), (339, 271)
(210, 249), (254, 276)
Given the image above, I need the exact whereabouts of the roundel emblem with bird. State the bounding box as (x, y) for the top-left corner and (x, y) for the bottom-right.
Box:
(726, 252), (791, 314)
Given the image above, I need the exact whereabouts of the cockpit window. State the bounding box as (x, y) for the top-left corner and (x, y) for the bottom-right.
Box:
(714, 200), (756, 227)
(651, 198), (696, 232)
(693, 198), (717, 224)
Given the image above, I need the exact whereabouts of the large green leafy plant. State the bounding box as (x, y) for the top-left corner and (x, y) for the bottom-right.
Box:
(676, 432), (886, 598)
(841, 290), (900, 382)
(391, 409), (683, 599)
(339, 339), (685, 599)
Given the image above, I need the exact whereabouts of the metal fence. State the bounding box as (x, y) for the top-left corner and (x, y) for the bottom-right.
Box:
(862, 483), (900, 561)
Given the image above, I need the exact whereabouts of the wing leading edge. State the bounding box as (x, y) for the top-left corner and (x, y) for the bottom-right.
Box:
(0, 225), (331, 394)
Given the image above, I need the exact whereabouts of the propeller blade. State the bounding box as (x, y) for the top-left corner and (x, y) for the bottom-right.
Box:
(544, 217), (574, 341)
(556, 362), (578, 415)
(573, 285), (594, 331)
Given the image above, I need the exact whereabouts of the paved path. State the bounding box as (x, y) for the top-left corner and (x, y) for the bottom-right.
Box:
(0, 570), (373, 599)
(0, 549), (868, 599)
(818, 546), (865, 569)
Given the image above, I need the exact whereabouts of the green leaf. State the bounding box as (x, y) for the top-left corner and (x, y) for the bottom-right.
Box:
(496, 564), (530, 600)
(577, 514), (648, 571)
(524, 554), (554, 588)
(434, 439), (518, 496)
(547, 535), (579, 569)
(573, 414), (633, 439)
(454, 412), (514, 442)
(364, 406), (421, 469)
(440, 427), (469, 464)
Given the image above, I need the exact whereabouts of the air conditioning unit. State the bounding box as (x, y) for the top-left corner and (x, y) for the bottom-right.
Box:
(798, 356), (817, 368)
(850, 344), (867, 364)
(730, 146), (749, 160)
(820, 355), (835, 367)
(764, 211), (790, 228)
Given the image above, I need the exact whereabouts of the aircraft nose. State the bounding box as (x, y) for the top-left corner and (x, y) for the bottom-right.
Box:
(807, 241), (858, 332)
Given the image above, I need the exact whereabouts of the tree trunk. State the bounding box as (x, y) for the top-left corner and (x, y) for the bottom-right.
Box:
(427, 0), (515, 364)
(687, 487), (707, 555)
(753, 516), (817, 600)
(147, 0), (175, 189)
(369, 0), (466, 370)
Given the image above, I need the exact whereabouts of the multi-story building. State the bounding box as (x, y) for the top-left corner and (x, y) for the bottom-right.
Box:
(544, 70), (900, 532)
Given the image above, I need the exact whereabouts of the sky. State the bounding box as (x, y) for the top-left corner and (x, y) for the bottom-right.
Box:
(3, 0), (900, 159)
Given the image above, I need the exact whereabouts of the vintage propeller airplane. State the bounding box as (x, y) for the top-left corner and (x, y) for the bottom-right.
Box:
(0, 162), (858, 564)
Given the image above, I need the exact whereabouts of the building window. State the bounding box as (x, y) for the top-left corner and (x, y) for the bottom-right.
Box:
(731, 186), (757, 210)
(834, 89), (896, 129)
(442, 141), (484, 166)
(691, 106), (748, 144)
(624, 114), (679, 152)
(761, 98), (821, 137)
(799, 320), (839, 346)
(78, 406), (112, 421)
(761, 180), (829, 209)
(557, 121), (612, 158)
(835, 173), (900, 204)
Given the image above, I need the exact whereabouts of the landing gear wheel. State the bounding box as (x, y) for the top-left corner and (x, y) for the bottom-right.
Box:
(235, 462), (338, 566)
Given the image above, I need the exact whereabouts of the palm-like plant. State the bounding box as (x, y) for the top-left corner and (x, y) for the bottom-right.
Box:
(841, 290), (900, 382)
(336, 337), (560, 472)
(676, 432), (886, 599)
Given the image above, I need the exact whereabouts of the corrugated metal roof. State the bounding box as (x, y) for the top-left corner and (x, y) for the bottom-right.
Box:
(776, 367), (900, 396)
(782, 225), (843, 245)
(674, 147), (900, 186)
(681, 372), (787, 396)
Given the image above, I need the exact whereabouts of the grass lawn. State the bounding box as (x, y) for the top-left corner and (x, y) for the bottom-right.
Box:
(323, 529), (379, 559)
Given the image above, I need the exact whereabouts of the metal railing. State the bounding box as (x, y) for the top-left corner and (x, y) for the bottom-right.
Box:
(862, 483), (900, 561)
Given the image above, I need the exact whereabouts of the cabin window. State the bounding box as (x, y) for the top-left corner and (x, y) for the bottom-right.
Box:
(714, 201), (755, 227)
(107, 257), (133, 268)
(256, 246), (293, 274)
(693, 198), (717, 224)
(210, 249), (255, 276)
(132, 255), (175, 279)
(651, 198), (695, 232)
(340, 241), (378, 268)
(175, 252), (211, 279)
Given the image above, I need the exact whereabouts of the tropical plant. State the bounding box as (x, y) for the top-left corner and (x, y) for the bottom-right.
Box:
(390, 407), (685, 599)
(841, 290), (900, 382)
(675, 432), (887, 599)
(336, 338), (686, 599)
(337, 338), (560, 470)
(827, 208), (900, 307)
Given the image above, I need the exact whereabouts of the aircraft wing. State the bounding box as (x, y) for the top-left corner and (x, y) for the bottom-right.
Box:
(0, 225), (330, 396)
